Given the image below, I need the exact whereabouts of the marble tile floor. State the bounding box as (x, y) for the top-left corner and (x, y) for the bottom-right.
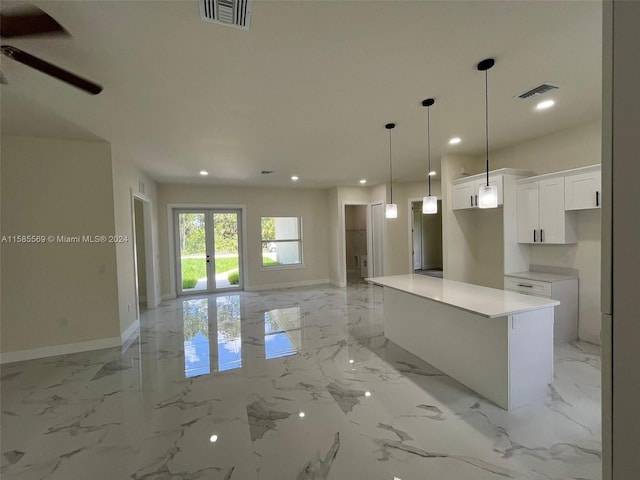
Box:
(1, 282), (601, 479)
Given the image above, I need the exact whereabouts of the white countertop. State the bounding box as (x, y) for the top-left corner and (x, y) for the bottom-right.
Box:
(367, 274), (559, 318)
(505, 271), (579, 282)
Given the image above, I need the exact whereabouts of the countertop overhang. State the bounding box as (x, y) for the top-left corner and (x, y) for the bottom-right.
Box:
(367, 274), (559, 318)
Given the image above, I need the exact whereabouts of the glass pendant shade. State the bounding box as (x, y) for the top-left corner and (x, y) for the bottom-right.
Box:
(422, 196), (438, 214)
(478, 184), (498, 209)
(385, 203), (398, 218)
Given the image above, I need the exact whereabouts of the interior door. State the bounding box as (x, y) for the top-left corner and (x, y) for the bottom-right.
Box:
(175, 209), (243, 295)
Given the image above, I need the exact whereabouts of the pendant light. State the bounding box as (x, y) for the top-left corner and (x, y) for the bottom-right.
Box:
(477, 58), (498, 209)
(385, 123), (398, 219)
(421, 98), (437, 214)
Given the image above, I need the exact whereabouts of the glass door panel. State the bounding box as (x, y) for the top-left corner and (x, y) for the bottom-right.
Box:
(212, 212), (242, 290)
(178, 212), (208, 293)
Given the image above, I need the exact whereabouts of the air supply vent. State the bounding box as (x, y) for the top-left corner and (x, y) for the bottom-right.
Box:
(517, 83), (559, 99)
(200, 0), (251, 30)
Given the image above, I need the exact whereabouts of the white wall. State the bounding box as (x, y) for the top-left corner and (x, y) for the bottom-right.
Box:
(111, 147), (160, 338)
(157, 184), (329, 294)
(1, 136), (120, 358)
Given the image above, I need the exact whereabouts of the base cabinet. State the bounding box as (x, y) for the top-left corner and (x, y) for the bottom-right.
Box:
(504, 274), (578, 345)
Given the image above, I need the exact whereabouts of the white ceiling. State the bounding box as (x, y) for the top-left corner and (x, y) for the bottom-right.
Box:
(0, 0), (602, 188)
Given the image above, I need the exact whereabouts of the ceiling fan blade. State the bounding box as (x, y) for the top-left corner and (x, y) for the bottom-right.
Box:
(1, 45), (102, 95)
(0, 8), (67, 38)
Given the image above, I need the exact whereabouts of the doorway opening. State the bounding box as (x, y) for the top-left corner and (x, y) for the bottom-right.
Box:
(133, 198), (148, 312)
(411, 200), (443, 278)
(174, 209), (244, 295)
(344, 204), (369, 285)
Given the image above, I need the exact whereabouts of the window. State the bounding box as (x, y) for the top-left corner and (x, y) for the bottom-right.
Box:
(261, 217), (302, 267)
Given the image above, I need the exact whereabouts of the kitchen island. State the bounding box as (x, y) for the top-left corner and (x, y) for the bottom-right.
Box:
(367, 274), (559, 410)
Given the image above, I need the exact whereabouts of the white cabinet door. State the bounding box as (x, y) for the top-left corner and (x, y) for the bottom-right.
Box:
(452, 181), (476, 210)
(565, 170), (601, 210)
(539, 177), (569, 244)
(516, 182), (539, 243)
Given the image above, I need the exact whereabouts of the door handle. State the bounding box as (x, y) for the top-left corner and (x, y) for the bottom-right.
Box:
(596, 191), (600, 207)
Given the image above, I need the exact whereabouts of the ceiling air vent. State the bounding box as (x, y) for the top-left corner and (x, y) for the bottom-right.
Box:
(200, 0), (251, 30)
(517, 83), (559, 99)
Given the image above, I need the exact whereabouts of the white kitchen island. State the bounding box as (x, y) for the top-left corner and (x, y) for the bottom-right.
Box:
(367, 274), (560, 410)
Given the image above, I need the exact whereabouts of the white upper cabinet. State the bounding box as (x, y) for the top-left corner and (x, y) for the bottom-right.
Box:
(452, 181), (477, 210)
(516, 176), (577, 244)
(565, 166), (602, 210)
(516, 182), (540, 243)
(451, 173), (504, 210)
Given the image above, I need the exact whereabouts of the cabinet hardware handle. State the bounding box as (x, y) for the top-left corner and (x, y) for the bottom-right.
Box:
(596, 191), (600, 207)
(517, 284), (533, 288)
(540, 229), (544, 242)
(475, 194), (478, 206)
(470, 195), (473, 207)
(533, 230), (537, 242)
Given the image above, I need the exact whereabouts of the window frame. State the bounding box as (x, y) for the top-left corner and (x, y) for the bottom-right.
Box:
(260, 216), (304, 270)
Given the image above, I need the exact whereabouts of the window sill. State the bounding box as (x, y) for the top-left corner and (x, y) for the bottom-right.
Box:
(261, 263), (305, 272)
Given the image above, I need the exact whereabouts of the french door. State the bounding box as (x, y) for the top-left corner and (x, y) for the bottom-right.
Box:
(175, 209), (243, 295)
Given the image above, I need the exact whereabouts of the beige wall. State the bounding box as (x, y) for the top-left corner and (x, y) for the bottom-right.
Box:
(605, 1), (640, 476)
(111, 147), (159, 336)
(157, 184), (329, 294)
(1, 136), (120, 355)
(442, 154), (481, 283)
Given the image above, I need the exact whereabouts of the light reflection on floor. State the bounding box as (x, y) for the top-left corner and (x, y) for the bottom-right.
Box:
(183, 296), (301, 377)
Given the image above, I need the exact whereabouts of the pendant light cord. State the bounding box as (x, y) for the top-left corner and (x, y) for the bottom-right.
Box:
(485, 69), (490, 187)
(427, 105), (432, 196)
(389, 128), (393, 203)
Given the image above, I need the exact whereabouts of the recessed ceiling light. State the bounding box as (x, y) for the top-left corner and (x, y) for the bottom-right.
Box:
(428, 171), (437, 176)
(200, 170), (209, 176)
(449, 137), (461, 145)
(349, 359), (354, 364)
(291, 176), (299, 181)
(359, 179), (367, 184)
(364, 391), (371, 397)
(298, 412), (305, 418)
(209, 434), (218, 443)
(536, 99), (555, 110)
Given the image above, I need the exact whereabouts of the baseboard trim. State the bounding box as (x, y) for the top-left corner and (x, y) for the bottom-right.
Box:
(0, 336), (121, 364)
(330, 279), (347, 288)
(121, 319), (140, 346)
(245, 278), (330, 292)
(162, 293), (177, 300)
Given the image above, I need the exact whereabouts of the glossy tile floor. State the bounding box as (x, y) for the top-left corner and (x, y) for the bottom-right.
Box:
(1, 281), (601, 479)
